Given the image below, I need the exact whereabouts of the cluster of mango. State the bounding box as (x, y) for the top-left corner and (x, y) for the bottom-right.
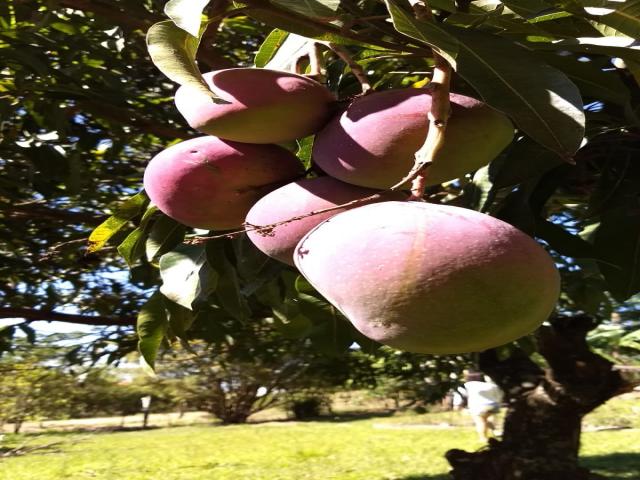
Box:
(143, 68), (560, 354)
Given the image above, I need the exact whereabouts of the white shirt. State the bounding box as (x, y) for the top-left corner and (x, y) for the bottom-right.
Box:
(463, 381), (503, 414)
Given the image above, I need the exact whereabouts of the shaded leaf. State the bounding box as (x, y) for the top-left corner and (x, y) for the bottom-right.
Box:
(160, 245), (218, 309)
(164, 297), (195, 338)
(206, 241), (251, 321)
(489, 137), (564, 188)
(88, 191), (148, 253)
(137, 291), (169, 370)
(117, 227), (147, 267)
(146, 215), (186, 263)
(164, 0), (210, 37)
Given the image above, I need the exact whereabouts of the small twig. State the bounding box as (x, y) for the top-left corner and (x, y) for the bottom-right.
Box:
(328, 43), (371, 94)
(390, 1), (452, 200)
(184, 190), (404, 245)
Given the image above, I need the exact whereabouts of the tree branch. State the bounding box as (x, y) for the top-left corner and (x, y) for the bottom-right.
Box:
(0, 308), (135, 326)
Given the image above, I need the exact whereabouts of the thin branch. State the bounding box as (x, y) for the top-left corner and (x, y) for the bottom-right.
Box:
(0, 307), (135, 326)
(328, 44), (371, 94)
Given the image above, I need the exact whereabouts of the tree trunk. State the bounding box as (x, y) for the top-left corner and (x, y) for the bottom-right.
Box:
(446, 315), (634, 480)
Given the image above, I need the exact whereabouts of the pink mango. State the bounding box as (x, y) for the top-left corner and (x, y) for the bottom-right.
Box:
(294, 202), (560, 354)
(245, 176), (404, 265)
(175, 68), (336, 144)
(312, 89), (514, 188)
(143, 136), (303, 230)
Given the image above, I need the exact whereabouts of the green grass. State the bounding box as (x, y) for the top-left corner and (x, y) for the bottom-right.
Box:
(1, 418), (638, 480)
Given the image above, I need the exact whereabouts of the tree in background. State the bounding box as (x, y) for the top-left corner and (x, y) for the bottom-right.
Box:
(1, 1), (640, 478)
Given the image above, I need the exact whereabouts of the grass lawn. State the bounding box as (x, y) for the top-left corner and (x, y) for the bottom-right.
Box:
(1, 418), (638, 480)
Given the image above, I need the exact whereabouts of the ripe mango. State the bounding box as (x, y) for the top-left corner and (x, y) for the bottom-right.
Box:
(245, 176), (404, 265)
(294, 202), (560, 354)
(312, 89), (514, 188)
(175, 68), (337, 144)
(143, 136), (303, 230)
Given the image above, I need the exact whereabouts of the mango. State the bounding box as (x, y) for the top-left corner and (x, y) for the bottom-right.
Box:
(174, 68), (337, 144)
(294, 202), (560, 354)
(312, 89), (514, 188)
(143, 136), (303, 230)
(245, 177), (404, 265)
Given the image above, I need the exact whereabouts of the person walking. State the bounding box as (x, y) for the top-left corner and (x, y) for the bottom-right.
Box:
(456, 371), (503, 442)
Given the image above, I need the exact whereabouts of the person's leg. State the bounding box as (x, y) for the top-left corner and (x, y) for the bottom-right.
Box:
(471, 412), (489, 441)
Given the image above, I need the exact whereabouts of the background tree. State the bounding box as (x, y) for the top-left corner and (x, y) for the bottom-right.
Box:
(1, 0), (640, 479)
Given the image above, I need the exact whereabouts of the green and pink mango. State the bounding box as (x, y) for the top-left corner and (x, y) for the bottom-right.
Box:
(312, 89), (514, 189)
(294, 202), (560, 354)
(175, 68), (336, 144)
(245, 176), (404, 265)
(143, 136), (303, 230)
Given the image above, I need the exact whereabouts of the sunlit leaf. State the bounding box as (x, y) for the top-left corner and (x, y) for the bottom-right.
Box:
(87, 191), (149, 253)
(164, 0), (210, 37)
(138, 291), (169, 371)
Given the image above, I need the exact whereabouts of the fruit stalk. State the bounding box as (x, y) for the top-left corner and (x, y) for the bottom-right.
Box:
(391, 1), (452, 200)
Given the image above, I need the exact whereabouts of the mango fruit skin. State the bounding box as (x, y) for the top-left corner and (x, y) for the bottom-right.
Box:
(174, 68), (337, 144)
(143, 136), (303, 230)
(245, 177), (404, 265)
(294, 202), (560, 354)
(312, 89), (514, 189)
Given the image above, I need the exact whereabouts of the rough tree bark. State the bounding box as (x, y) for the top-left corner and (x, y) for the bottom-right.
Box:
(446, 314), (635, 480)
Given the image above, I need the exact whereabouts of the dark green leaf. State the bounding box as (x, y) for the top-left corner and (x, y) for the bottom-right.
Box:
(593, 207), (640, 301)
(137, 291), (169, 370)
(593, 0), (640, 38)
(535, 219), (597, 258)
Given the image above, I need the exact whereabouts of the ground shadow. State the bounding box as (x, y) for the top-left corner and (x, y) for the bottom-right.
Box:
(247, 410), (397, 425)
(581, 452), (640, 479)
(8, 425), (165, 438)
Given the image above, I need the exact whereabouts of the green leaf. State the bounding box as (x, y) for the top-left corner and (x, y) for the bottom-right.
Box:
(206, 241), (251, 321)
(146, 215), (186, 263)
(271, 0), (340, 18)
(384, 0), (459, 67)
(264, 32), (315, 71)
(593, 207), (640, 301)
(146, 20), (222, 101)
(137, 291), (169, 371)
(87, 191), (149, 253)
(255, 28), (290, 67)
(445, 26), (585, 158)
(164, 0), (211, 37)
(592, 0), (640, 38)
(117, 227), (147, 267)
(159, 245), (219, 310)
